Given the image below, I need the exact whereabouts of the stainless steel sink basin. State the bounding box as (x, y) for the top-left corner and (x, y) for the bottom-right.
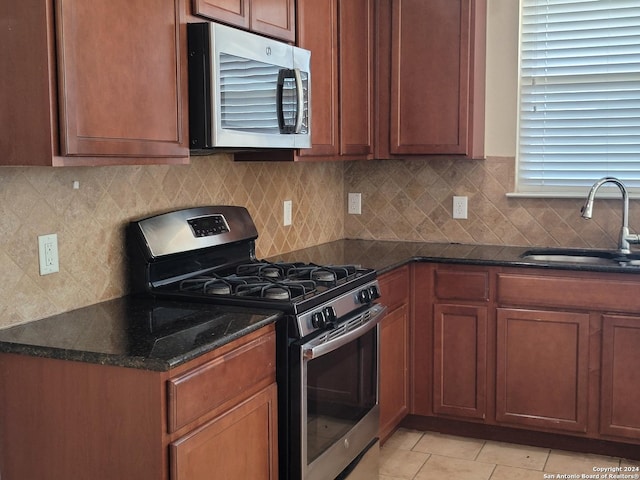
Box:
(520, 248), (640, 267)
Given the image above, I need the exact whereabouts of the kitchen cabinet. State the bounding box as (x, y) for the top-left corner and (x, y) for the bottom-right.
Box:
(192, 0), (295, 42)
(0, 0), (189, 166)
(408, 263), (640, 447)
(496, 269), (640, 440)
(600, 314), (640, 441)
(171, 384), (278, 479)
(375, 0), (486, 158)
(432, 267), (489, 420)
(291, 0), (375, 161)
(0, 325), (277, 480)
(495, 308), (590, 433)
(378, 266), (411, 443)
(236, 0), (374, 162)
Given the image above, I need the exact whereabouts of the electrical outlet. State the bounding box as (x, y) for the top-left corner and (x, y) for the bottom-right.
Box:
(348, 193), (362, 215)
(453, 196), (468, 219)
(38, 233), (59, 275)
(283, 200), (292, 226)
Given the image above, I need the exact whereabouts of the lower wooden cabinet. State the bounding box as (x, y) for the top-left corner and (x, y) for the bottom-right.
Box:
(495, 308), (590, 433)
(433, 304), (487, 420)
(380, 303), (410, 441)
(406, 264), (640, 447)
(378, 266), (410, 442)
(171, 383), (278, 479)
(0, 325), (277, 480)
(600, 314), (640, 440)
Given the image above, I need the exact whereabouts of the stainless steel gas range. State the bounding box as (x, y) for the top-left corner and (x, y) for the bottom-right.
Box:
(127, 206), (384, 480)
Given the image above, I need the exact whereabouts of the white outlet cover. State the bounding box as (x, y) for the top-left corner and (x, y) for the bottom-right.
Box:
(453, 196), (468, 219)
(38, 233), (59, 275)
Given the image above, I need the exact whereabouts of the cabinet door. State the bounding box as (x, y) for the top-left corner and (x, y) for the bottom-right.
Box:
(55, 0), (188, 160)
(433, 304), (487, 420)
(297, 0), (373, 161)
(600, 315), (640, 440)
(297, 0), (339, 158)
(380, 304), (410, 442)
(378, 266), (410, 441)
(251, 0), (295, 42)
(338, 0), (374, 157)
(171, 383), (278, 480)
(192, 0), (250, 29)
(496, 308), (589, 433)
(389, 0), (485, 157)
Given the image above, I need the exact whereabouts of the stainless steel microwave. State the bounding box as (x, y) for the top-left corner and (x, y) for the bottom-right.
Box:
(187, 22), (311, 151)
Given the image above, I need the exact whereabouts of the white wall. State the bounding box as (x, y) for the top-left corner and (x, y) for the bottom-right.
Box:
(485, 0), (519, 157)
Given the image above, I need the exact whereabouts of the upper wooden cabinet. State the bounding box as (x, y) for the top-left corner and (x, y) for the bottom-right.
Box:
(376, 0), (486, 158)
(192, 0), (295, 42)
(296, 0), (374, 161)
(0, 0), (189, 167)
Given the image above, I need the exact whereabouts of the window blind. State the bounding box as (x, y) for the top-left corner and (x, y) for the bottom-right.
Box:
(516, 0), (640, 196)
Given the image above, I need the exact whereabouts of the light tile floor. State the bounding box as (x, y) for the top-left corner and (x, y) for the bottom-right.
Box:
(380, 428), (640, 480)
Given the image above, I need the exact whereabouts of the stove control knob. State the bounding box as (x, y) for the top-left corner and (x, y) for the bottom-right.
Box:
(368, 285), (380, 300)
(357, 288), (372, 304)
(311, 311), (326, 329)
(323, 307), (337, 324)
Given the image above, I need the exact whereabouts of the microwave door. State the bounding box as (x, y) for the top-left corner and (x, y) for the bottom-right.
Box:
(211, 24), (306, 149)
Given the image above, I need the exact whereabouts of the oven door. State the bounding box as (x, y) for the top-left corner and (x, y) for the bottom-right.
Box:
(292, 303), (386, 480)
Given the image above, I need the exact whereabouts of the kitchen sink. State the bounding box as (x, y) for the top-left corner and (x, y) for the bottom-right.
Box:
(519, 248), (640, 267)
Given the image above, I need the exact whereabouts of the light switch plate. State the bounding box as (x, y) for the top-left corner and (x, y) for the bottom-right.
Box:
(348, 193), (362, 215)
(284, 200), (292, 226)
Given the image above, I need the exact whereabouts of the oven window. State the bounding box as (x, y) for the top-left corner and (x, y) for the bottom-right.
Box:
(305, 327), (377, 464)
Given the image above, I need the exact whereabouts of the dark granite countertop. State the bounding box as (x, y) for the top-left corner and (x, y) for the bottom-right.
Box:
(2, 240), (638, 372)
(270, 239), (640, 275)
(0, 296), (281, 371)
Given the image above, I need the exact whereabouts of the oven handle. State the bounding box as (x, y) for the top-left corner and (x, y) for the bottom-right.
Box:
(302, 303), (387, 360)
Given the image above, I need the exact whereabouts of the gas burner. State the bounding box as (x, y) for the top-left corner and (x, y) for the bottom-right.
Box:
(310, 268), (337, 284)
(204, 280), (232, 295)
(261, 267), (282, 278)
(262, 286), (291, 300)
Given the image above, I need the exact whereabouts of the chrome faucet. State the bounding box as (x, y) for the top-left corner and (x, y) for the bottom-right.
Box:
(581, 177), (640, 254)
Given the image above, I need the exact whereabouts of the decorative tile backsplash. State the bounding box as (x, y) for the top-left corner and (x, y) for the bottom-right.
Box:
(344, 156), (633, 251)
(0, 154), (634, 328)
(0, 154), (343, 328)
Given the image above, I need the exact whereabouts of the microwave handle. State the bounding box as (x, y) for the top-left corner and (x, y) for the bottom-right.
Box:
(293, 68), (304, 134)
(303, 304), (387, 360)
(277, 68), (305, 134)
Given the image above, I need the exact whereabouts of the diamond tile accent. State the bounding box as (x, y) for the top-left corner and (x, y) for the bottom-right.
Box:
(344, 156), (627, 250)
(0, 154), (343, 328)
(0, 154), (634, 328)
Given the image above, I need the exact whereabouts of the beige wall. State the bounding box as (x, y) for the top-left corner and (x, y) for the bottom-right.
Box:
(485, 0), (519, 157)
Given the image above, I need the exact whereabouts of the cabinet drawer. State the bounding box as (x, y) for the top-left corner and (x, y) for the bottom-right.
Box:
(434, 268), (489, 302)
(379, 266), (410, 310)
(497, 272), (640, 312)
(167, 330), (276, 433)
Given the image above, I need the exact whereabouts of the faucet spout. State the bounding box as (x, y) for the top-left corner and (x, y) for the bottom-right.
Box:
(581, 177), (638, 254)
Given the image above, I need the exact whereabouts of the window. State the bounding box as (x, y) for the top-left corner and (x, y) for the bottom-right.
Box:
(516, 0), (640, 197)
